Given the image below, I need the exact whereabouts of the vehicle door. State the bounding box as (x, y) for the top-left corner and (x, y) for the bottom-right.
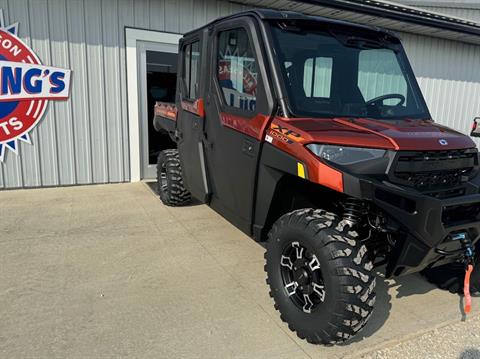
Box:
(176, 36), (209, 202)
(203, 18), (274, 233)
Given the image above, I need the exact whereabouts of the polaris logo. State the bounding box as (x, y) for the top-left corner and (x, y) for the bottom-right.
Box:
(439, 139), (449, 146)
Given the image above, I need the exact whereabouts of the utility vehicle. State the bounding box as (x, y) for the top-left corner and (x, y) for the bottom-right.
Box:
(153, 9), (480, 345)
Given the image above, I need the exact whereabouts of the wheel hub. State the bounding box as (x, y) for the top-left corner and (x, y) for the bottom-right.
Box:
(293, 267), (310, 286)
(293, 259), (312, 287)
(280, 241), (326, 313)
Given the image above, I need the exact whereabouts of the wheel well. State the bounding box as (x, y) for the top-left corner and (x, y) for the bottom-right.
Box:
(257, 173), (345, 241)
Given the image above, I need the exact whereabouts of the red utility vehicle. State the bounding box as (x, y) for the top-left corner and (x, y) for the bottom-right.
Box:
(153, 9), (480, 345)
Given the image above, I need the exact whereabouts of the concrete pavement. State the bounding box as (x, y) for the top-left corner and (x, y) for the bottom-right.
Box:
(0, 182), (478, 358)
(362, 315), (480, 358)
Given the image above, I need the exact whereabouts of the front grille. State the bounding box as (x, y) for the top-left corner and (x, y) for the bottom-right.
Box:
(391, 149), (478, 192)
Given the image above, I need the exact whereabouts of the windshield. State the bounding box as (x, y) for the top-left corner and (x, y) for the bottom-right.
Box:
(269, 22), (430, 120)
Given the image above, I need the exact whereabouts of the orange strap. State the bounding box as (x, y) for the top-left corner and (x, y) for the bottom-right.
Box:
(464, 264), (474, 314)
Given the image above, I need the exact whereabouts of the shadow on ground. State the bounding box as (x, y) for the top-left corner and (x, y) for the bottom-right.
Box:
(460, 348), (480, 359)
(346, 270), (468, 344)
(144, 180), (203, 206)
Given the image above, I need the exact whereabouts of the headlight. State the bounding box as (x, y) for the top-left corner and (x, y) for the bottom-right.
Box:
(307, 144), (386, 166)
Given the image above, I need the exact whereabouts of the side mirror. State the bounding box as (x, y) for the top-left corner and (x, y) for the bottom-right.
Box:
(471, 117), (480, 138)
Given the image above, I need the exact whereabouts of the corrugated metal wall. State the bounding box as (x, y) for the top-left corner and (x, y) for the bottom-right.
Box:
(0, 0), (250, 189)
(0, 0), (479, 189)
(402, 32), (480, 147)
(399, 4), (480, 147)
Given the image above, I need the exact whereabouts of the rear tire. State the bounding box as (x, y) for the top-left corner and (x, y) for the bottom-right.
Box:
(265, 209), (376, 345)
(157, 149), (191, 206)
(422, 262), (480, 294)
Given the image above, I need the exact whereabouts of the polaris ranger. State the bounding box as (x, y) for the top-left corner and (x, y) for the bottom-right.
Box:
(153, 9), (480, 345)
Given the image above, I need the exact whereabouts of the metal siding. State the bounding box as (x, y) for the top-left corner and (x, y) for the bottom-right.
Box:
(149, 0), (166, 31)
(3, 0), (25, 188)
(402, 32), (480, 147)
(194, 1), (208, 29)
(206, 1), (219, 23)
(134, 0), (150, 29)
(30, 0), (58, 187)
(117, 0), (135, 182)
(0, 0), (254, 189)
(11, 0), (41, 187)
(102, 0), (124, 183)
(179, 0), (194, 33)
(67, 0), (93, 185)
(85, 0), (108, 184)
(164, 0), (180, 33)
(1, 0), (480, 189)
(49, 0), (76, 185)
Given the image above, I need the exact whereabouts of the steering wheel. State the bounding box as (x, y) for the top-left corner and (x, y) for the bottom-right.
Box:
(366, 94), (405, 107)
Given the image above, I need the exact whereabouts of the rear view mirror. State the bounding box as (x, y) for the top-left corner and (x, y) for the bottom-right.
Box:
(471, 117), (480, 137)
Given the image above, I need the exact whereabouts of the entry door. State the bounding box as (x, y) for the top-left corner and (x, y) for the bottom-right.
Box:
(138, 41), (178, 179)
(175, 37), (209, 202)
(204, 21), (273, 234)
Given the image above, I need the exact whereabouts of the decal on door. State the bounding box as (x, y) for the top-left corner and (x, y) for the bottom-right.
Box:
(0, 10), (72, 162)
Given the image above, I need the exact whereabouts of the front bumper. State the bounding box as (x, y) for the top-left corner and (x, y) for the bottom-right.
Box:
(343, 172), (480, 277)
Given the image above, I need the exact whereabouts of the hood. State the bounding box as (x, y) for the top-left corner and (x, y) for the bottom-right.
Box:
(285, 117), (476, 151)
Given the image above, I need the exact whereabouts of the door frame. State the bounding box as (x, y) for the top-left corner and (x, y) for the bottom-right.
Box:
(138, 41), (178, 179)
(125, 27), (182, 182)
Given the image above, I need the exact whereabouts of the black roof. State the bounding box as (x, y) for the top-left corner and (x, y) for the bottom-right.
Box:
(183, 8), (396, 37)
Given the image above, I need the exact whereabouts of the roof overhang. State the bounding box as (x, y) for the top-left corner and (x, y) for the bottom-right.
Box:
(397, 1), (480, 10)
(230, 0), (480, 45)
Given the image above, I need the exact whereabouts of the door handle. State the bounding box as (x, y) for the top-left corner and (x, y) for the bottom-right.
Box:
(242, 140), (255, 157)
(202, 135), (213, 149)
(175, 129), (183, 141)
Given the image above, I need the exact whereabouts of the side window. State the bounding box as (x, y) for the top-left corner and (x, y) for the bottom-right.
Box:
(183, 41), (200, 100)
(303, 57), (332, 98)
(217, 28), (258, 112)
(358, 49), (407, 105)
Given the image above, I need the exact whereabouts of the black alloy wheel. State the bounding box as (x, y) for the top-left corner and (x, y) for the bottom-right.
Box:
(280, 241), (326, 314)
(265, 208), (376, 345)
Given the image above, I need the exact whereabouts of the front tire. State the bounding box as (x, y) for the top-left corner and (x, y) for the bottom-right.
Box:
(265, 209), (376, 345)
(157, 149), (191, 206)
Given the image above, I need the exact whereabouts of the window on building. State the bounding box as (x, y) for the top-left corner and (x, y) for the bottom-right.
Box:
(183, 41), (200, 100)
(217, 28), (258, 112)
(303, 57), (332, 98)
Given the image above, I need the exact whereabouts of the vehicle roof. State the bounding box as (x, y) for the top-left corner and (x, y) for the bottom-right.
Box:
(182, 8), (398, 39)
